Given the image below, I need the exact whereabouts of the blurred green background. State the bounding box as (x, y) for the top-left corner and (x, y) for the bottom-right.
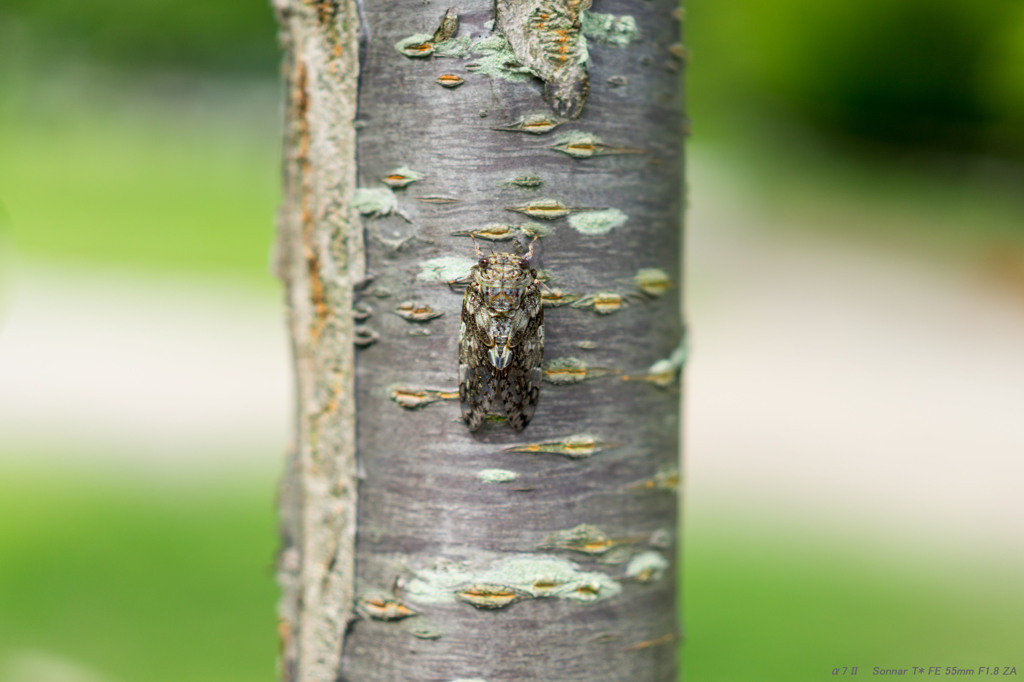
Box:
(2, 1), (1024, 681)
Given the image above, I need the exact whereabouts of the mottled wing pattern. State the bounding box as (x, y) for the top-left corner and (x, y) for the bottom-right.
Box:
(501, 296), (544, 430)
(459, 286), (493, 431)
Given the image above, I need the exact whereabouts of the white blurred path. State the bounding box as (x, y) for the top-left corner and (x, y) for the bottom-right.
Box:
(687, 159), (1024, 557)
(0, 262), (291, 476)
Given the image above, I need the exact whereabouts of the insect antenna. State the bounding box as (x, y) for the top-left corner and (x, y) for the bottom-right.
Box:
(524, 235), (538, 261)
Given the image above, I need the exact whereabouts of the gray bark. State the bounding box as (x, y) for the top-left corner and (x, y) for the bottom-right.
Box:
(275, 1), (685, 680)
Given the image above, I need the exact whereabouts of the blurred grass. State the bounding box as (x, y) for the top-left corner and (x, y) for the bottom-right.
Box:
(0, 65), (281, 284)
(0, 464), (279, 682)
(2, 460), (1022, 681)
(685, 518), (1024, 680)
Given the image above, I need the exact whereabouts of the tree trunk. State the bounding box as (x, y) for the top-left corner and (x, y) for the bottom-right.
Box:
(275, 1), (685, 680)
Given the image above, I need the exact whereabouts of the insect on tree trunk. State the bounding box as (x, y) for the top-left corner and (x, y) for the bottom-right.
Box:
(274, 1), (686, 680)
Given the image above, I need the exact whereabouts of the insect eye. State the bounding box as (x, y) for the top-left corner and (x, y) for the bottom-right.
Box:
(519, 257), (529, 269)
(478, 257), (488, 268)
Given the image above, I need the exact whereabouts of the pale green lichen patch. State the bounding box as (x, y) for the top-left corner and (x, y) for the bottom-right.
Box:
(382, 166), (424, 189)
(417, 256), (475, 282)
(452, 223), (551, 242)
(394, 301), (444, 323)
(542, 357), (618, 384)
(572, 291), (626, 314)
(520, 223), (553, 239)
(542, 356), (588, 384)
(550, 131), (646, 158)
(540, 523), (615, 555)
(551, 131), (605, 158)
(501, 174), (544, 189)
(467, 36), (535, 83)
(649, 528), (673, 549)
(645, 339), (689, 386)
(506, 198), (572, 220)
(356, 591), (419, 621)
(581, 12), (640, 47)
(457, 584), (524, 609)
(395, 33), (437, 58)
(493, 114), (564, 135)
(541, 289), (583, 308)
(395, 9), (468, 59)
(353, 187), (397, 216)
(396, 9), (465, 58)
(477, 468), (519, 483)
(634, 267), (672, 297)
(404, 555), (621, 606)
(504, 433), (618, 459)
(625, 551), (670, 583)
(471, 34), (512, 54)
(568, 208), (628, 235)
(434, 36), (472, 58)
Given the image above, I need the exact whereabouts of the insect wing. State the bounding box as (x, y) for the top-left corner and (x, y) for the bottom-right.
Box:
(459, 286), (493, 431)
(501, 295), (543, 430)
